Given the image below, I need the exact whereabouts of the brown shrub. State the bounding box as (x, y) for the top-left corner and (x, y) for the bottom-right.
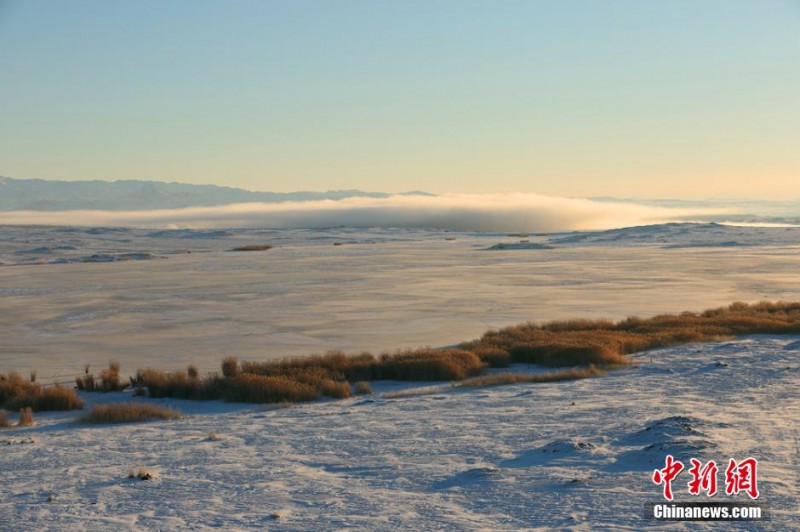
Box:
(221, 357), (239, 378)
(187, 365), (199, 379)
(134, 368), (320, 403)
(75, 373), (95, 391)
(18, 407), (33, 426)
(0, 373), (84, 412)
(240, 348), (485, 383)
(341, 352), (378, 381)
(508, 342), (626, 367)
(0, 372), (26, 405)
(270, 367), (331, 388)
(223, 374), (319, 403)
(470, 300), (800, 367)
(378, 348), (484, 381)
(471, 346), (512, 368)
(541, 319), (615, 332)
(0, 409), (9, 428)
(230, 244), (272, 252)
(320, 379), (351, 399)
(136, 369), (211, 400)
(354, 381), (373, 395)
(9, 385), (84, 412)
(241, 351), (376, 382)
(98, 361), (125, 392)
(387, 357), (458, 381)
(82, 403), (182, 424)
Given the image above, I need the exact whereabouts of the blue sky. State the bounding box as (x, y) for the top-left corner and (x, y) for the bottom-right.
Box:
(1, 0), (798, 197)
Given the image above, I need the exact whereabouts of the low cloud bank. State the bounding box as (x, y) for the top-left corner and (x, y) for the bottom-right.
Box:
(0, 193), (722, 232)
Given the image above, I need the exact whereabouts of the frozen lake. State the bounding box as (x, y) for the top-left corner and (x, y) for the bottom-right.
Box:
(2, 223), (800, 380)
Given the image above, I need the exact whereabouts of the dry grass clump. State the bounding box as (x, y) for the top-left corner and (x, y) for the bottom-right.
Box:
(75, 372), (95, 391)
(221, 357), (239, 378)
(457, 366), (604, 388)
(230, 244), (272, 252)
(102, 362), (124, 391)
(470, 346), (512, 368)
(18, 407), (34, 426)
(13, 385), (84, 412)
(508, 339), (629, 367)
(134, 369), (321, 404)
(0, 372), (30, 404)
(0, 408), (34, 428)
(76, 361), (126, 392)
(241, 351), (374, 382)
(127, 467), (156, 481)
(468, 301), (800, 367)
(133, 348), (482, 404)
(377, 348), (484, 381)
(242, 348), (483, 383)
(134, 368), (209, 400)
(0, 372), (84, 412)
(354, 381), (373, 395)
(320, 379), (352, 399)
(82, 403), (182, 424)
(221, 374), (320, 403)
(99, 361), (125, 392)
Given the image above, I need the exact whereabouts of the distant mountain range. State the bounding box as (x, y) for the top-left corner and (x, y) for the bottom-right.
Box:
(0, 177), (433, 211)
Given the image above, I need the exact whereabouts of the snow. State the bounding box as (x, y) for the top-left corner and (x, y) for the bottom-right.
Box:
(0, 336), (796, 529)
(549, 222), (800, 247)
(1, 222), (798, 529)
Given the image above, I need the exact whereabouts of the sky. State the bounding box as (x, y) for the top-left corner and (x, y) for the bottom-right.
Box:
(1, 0), (799, 199)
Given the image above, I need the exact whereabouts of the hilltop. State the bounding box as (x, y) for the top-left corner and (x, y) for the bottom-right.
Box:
(0, 176), (432, 211)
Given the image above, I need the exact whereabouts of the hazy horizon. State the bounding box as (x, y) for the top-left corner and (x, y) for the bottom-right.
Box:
(4, 173), (800, 203)
(4, 175), (800, 231)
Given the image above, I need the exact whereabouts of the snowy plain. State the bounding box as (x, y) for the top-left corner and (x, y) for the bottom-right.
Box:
(1, 222), (799, 529)
(1, 336), (797, 530)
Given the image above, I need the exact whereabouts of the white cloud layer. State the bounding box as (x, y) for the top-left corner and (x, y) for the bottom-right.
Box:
(0, 194), (723, 232)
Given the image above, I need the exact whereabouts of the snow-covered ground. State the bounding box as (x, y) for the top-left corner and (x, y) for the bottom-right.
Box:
(1, 336), (797, 530)
(1, 222), (799, 529)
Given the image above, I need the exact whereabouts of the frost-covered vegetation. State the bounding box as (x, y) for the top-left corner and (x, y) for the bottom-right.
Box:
(125, 301), (800, 403)
(464, 301), (800, 366)
(81, 403), (182, 424)
(0, 372), (83, 412)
